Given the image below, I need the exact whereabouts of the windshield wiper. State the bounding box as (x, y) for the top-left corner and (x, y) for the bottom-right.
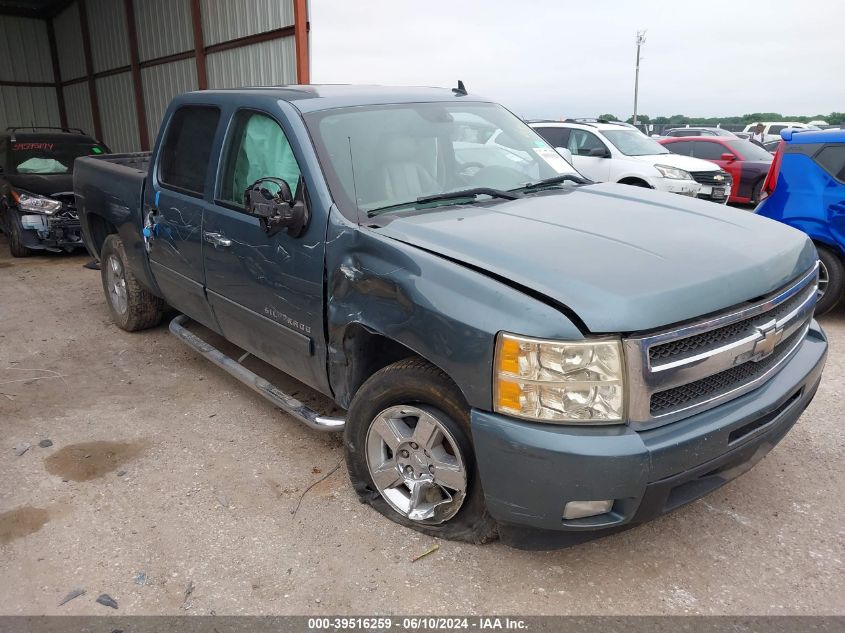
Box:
(367, 187), (521, 217)
(416, 187), (522, 204)
(513, 174), (591, 192)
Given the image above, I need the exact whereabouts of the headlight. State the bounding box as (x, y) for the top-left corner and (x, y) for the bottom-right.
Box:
(13, 191), (62, 214)
(654, 164), (693, 180)
(493, 332), (625, 424)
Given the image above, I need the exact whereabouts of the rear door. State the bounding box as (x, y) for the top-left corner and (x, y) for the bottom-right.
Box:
(147, 105), (221, 328)
(202, 108), (329, 392)
(693, 140), (734, 200)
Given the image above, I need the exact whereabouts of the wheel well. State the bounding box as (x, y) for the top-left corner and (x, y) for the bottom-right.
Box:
(618, 177), (651, 188)
(332, 325), (427, 408)
(86, 214), (118, 258)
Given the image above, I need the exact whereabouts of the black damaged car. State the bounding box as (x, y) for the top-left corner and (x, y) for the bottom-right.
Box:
(0, 127), (109, 257)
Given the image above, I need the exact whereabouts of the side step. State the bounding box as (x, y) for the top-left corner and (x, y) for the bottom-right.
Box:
(169, 315), (345, 432)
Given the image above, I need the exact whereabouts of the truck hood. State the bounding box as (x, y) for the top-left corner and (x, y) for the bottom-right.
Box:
(632, 153), (720, 172)
(5, 173), (74, 197)
(376, 183), (816, 333)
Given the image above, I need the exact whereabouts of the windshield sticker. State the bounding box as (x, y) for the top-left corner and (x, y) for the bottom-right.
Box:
(534, 147), (572, 173)
(12, 142), (54, 151)
(91, 146), (104, 154)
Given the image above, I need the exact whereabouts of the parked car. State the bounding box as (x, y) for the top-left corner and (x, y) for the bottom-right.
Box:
(663, 127), (737, 138)
(75, 85), (827, 549)
(0, 126), (108, 257)
(660, 136), (773, 204)
(757, 128), (845, 314)
(530, 120), (732, 203)
(743, 122), (820, 143)
(763, 139), (781, 154)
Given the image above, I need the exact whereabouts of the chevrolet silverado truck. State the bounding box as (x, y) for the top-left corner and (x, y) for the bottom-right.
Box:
(74, 86), (828, 549)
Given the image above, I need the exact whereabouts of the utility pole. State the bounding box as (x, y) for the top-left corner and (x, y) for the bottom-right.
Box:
(633, 30), (646, 126)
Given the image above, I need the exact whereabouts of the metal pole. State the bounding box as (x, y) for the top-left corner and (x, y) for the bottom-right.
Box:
(633, 30), (646, 127)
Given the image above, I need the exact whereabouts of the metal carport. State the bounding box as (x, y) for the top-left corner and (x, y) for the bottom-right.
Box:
(0, 0), (310, 151)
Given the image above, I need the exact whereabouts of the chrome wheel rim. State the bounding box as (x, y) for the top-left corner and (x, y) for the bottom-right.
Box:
(106, 255), (128, 315)
(818, 260), (829, 299)
(365, 405), (467, 523)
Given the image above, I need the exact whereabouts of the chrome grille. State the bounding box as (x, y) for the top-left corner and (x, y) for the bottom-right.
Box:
(624, 263), (818, 428)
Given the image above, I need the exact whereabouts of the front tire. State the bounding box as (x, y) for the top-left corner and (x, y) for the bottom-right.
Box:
(815, 245), (844, 315)
(345, 358), (497, 544)
(7, 208), (33, 258)
(100, 234), (164, 331)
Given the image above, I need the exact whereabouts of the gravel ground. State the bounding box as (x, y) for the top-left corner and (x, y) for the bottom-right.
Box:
(0, 237), (843, 616)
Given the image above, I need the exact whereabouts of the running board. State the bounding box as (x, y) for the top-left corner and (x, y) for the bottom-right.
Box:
(169, 315), (345, 432)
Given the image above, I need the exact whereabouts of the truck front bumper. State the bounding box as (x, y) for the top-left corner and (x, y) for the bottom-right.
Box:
(471, 321), (827, 550)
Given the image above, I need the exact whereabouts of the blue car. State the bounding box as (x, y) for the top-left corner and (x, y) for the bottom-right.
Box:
(757, 128), (845, 314)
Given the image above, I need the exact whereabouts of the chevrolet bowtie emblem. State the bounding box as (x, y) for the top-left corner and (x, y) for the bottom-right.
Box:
(750, 320), (784, 361)
(714, 174), (725, 182)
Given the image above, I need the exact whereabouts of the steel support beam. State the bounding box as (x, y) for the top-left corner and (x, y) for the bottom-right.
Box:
(124, 0), (150, 150)
(293, 0), (310, 84)
(77, 0), (103, 141)
(189, 0), (208, 90)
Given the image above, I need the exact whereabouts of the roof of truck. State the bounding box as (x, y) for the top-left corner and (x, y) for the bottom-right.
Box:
(187, 84), (491, 113)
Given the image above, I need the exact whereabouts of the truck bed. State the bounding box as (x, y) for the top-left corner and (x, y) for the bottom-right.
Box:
(74, 152), (152, 267)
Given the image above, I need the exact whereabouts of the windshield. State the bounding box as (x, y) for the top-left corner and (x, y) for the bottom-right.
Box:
(602, 129), (669, 156)
(304, 102), (579, 217)
(727, 139), (773, 161)
(10, 140), (106, 174)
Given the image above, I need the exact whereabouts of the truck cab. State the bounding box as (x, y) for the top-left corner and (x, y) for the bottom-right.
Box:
(74, 86), (827, 549)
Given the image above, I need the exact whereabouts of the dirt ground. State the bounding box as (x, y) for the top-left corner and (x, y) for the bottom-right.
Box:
(1, 236), (843, 616)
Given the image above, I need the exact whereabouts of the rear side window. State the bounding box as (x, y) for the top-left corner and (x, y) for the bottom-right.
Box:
(813, 144), (845, 182)
(692, 141), (726, 160)
(665, 140), (694, 156)
(159, 106), (220, 195)
(767, 125), (786, 136)
(535, 127), (570, 148)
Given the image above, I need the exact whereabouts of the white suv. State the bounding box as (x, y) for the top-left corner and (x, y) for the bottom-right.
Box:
(742, 122), (820, 143)
(530, 120), (731, 203)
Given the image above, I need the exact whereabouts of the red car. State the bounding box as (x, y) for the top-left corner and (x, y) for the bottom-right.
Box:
(658, 136), (773, 204)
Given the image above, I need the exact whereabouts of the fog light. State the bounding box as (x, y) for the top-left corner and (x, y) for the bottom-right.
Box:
(563, 500), (613, 520)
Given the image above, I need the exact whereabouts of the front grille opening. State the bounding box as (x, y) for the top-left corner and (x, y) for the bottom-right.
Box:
(727, 388), (803, 444)
(648, 284), (813, 364)
(649, 328), (804, 416)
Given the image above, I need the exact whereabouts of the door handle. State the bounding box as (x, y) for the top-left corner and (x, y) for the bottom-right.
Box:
(203, 231), (232, 247)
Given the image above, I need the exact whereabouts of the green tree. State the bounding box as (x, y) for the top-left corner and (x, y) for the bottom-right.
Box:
(598, 113), (619, 121)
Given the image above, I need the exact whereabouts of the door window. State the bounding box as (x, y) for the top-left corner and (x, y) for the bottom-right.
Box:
(568, 130), (607, 156)
(665, 140), (695, 156)
(535, 127), (570, 149)
(692, 141), (727, 160)
(767, 125), (787, 136)
(219, 110), (302, 208)
(159, 106), (221, 196)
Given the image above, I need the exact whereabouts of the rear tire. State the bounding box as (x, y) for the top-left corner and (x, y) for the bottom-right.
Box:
(100, 234), (164, 331)
(751, 178), (764, 204)
(7, 208), (33, 258)
(345, 357), (498, 544)
(815, 245), (844, 315)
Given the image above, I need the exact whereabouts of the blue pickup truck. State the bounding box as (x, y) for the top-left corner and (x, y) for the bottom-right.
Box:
(74, 85), (828, 549)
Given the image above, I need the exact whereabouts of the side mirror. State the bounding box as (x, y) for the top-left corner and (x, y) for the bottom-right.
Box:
(588, 147), (610, 158)
(244, 176), (309, 238)
(555, 147), (574, 163)
(720, 152), (736, 161)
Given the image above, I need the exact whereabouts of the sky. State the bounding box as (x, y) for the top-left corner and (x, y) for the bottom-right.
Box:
(310, 0), (845, 121)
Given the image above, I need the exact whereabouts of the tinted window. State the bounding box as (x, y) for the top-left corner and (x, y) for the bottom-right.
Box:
(8, 139), (107, 174)
(669, 130), (699, 137)
(159, 106), (220, 195)
(664, 140), (695, 156)
(219, 111), (302, 207)
(767, 125), (786, 136)
(727, 139), (773, 161)
(814, 144), (845, 182)
(693, 141), (727, 160)
(535, 126), (570, 149)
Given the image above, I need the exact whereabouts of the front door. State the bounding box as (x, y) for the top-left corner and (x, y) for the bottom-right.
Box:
(567, 129), (612, 181)
(202, 109), (328, 392)
(147, 105), (221, 328)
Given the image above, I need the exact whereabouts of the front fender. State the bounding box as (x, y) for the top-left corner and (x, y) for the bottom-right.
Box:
(325, 208), (583, 410)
